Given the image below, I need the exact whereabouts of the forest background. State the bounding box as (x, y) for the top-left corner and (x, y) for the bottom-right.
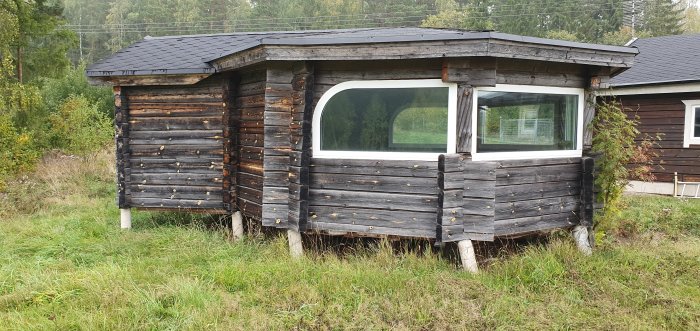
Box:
(1, 0), (699, 186)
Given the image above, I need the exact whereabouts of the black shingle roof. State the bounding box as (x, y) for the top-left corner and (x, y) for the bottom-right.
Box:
(87, 27), (636, 77)
(610, 34), (700, 87)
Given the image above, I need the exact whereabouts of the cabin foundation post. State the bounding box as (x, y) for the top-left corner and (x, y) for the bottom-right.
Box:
(231, 211), (244, 240)
(457, 239), (478, 273)
(120, 208), (131, 229)
(572, 225), (593, 256)
(287, 229), (303, 258)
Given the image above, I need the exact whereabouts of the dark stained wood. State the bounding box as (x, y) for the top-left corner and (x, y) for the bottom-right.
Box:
(261, 62), (295, 228)
(213, 39), (634, 72)
(442, 58), (496, 86)
(580, 157), (594, 227)
(114, 86), (130, 209)
(288, 62), (314, 231)
(456, 85), (474, 153)
(617, 92), (700, 183)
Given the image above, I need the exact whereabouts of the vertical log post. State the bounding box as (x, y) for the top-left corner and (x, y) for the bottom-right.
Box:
(114, 86), (131, 229)
(574, 156), (595, 255)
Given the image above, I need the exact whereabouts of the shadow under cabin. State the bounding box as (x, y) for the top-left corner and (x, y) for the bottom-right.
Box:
(87, 28), (638, 271)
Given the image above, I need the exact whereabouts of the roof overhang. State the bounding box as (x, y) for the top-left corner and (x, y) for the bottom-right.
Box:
(88, 73), (212, 86)
(212, 38), (636, 73)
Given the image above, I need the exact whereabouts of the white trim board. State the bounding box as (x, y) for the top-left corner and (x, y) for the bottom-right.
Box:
(682, 100), (700, 148)
(311, 79), (457, 161)
(603, 82), (700, 96)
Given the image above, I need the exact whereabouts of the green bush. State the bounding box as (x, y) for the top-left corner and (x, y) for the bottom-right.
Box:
(48, 95), (113, 155)
(40, 64), (113, 118)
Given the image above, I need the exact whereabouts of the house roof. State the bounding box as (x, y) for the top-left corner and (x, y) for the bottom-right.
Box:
(610, 33), (700, 87)
(86, 27), (637, 79)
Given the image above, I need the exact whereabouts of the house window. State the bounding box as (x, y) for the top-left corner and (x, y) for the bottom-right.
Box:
(682, 100), (700, 148)
(313, 80), (457, 160)
(472, 84), (584, 161)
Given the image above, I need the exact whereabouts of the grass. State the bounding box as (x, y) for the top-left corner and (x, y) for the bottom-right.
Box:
(1, 149), (700, 329)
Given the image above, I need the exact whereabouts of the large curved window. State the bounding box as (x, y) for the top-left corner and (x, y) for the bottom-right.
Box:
(313, 80), (457, 160)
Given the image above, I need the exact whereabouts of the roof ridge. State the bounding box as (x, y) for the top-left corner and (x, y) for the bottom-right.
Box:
(143, 27), (388, 40)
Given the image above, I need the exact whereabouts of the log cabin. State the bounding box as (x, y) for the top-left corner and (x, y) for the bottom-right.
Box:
(607, 34), (700, 196)
(87, 28), (637, 268)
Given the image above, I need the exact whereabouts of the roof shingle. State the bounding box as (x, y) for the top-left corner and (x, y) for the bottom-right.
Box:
(610, 34), (700, 87)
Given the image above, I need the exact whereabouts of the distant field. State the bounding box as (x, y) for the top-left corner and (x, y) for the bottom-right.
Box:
(1, 149), (699, 330)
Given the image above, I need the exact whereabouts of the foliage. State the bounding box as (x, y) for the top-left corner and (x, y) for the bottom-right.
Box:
(1, 153), (700, 330)
(601, 26), (651, 45)
(638, 0), (685, 36)
(40, 64), (113, 118)
(48, 95), (113, 155)
(684, 2), (700, 34)
(0, 0), (77, 82)
(0, 54), (42, 187)
(590, 99), (659, 217)
(360, 95), (390, 150)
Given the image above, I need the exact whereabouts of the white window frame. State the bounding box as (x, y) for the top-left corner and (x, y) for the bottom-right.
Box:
(471, 84), (585, 161)
(682, 100), (700, 148)
(312, 79), (457, 161)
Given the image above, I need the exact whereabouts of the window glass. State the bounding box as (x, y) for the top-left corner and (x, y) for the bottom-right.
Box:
(695, 106), (700, 138)
(320, 87), (449, 153)
(476, 91), (578, 153)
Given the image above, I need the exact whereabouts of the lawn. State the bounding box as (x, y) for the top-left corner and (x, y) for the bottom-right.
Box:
(0, 150), (699, 330)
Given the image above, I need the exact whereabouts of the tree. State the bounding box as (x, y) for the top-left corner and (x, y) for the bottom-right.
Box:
(638, 0), (684, 36)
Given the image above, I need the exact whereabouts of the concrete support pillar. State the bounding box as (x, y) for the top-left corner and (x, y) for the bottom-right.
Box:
(287, 229), (303, 258)
(572, 225), (593, 256)
(120, 208), (131, 229)
(457, 239), (478, 273)
(231, 211), (244, 240)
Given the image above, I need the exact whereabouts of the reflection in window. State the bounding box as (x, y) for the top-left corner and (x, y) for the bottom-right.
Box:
(320, 87), (449, 153)
(476, 91), (578, 153)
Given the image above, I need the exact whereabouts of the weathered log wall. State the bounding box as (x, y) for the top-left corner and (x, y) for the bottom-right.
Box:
(618, 92), (700, 182)
(493, 158), (583, 236)
(306, 159), (440, 238)
(235, 69), (267, 219)
(122, 77), (227, 212)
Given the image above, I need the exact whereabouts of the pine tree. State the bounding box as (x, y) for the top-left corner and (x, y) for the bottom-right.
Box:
(639, 0), (684, 36)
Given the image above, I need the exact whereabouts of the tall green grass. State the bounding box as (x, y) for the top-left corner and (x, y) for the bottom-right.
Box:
(1, 150), (699, 329)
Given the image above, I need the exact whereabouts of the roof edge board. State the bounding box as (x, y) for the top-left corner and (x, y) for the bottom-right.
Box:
(88, 73), (212, 86)
(210, 39), (635, 72)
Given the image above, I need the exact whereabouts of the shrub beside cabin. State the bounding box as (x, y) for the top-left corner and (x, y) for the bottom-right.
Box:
(607, 34), (700, 197)
(87, 28), (636, 266)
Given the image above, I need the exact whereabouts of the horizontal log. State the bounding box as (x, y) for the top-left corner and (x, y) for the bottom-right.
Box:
(262, 186), (288, 204)
(463, 178), (496, 199)
(262, 203), (288, 227)
(130, 138), (223, 146)
(309, 189), (437, 212)
(129, 104), (223, 117)
(130, 197), (223, 209)
(310, 161), (438, 178)
(239, 186), (262, 204)
(494, 212), (579, 236)
(496, 181), (580, 202)
(130, 145), (223, 157)
(239, 172), (263, 190)
(310, 173), (438, 194)
(129, 130), (221, 140)
(305, 221), (435, 239)
(495, 196), (580, 220)
(463, 197), (496, 216)
(496, 163), (581, 186)
(308, 206), (437, 231)
(129, 117), (222, 131)
(130, 173), (223, 186)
